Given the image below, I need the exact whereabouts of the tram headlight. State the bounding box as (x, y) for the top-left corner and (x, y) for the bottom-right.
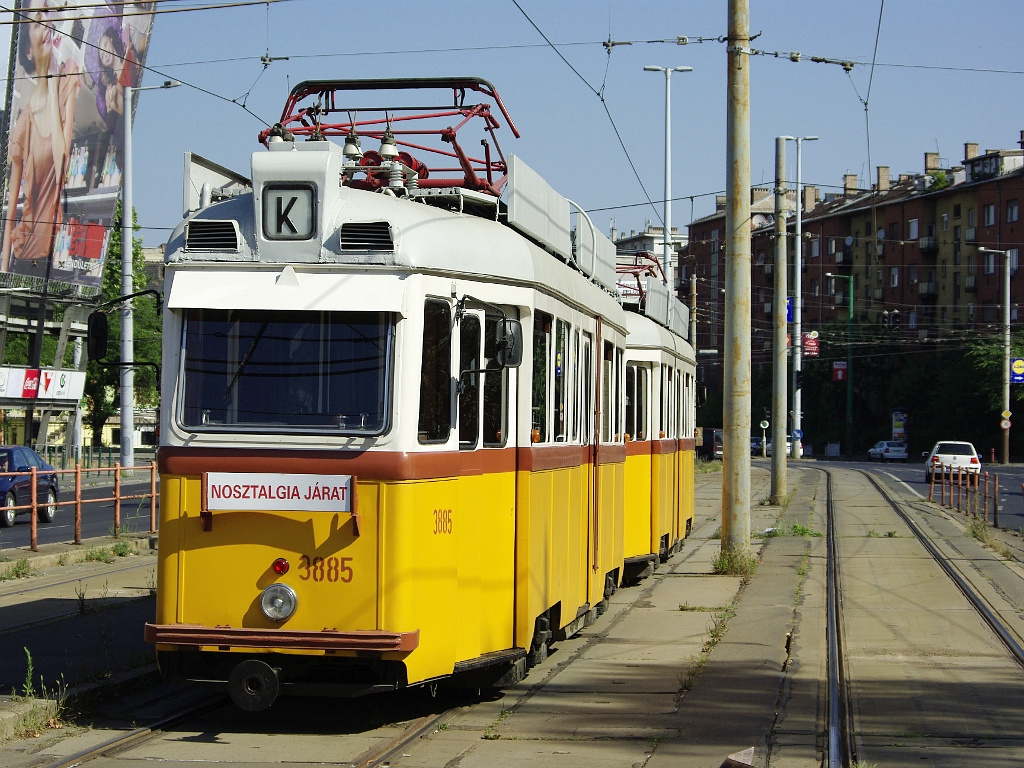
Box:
(260, 583), (298, 622)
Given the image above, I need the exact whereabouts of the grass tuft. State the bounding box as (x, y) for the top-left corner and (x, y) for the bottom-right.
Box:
(712, 548), (758, 577)
(1, 557), (30, 581)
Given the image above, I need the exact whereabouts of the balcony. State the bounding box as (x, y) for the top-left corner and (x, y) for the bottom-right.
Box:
(918, 281), (938, 299)
(965, 274), (977, 293)
(965, 227), (978, 244)
(919, 235), (938, 255)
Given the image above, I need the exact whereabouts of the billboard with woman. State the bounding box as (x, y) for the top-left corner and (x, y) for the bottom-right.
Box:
(0, 1), (155, 291)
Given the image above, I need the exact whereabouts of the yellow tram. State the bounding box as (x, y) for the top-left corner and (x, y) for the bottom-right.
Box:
(144, 78), (696, 710)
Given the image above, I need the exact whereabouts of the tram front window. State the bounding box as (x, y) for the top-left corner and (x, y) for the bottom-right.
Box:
(180, 309), (392, 434)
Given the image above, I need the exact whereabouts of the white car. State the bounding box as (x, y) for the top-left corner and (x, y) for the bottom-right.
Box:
(765, 439), (792, 457)
(868, 440), (908, 462)
(923, 441), (981, 483)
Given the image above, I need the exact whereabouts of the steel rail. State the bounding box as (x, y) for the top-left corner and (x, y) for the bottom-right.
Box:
(824, 469), (853, 768)
(42, 695), (227, 768)
(860, 470), (1024, 667)
(352, 707), (455, 768)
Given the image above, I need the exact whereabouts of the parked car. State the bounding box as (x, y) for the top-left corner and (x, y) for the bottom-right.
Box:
(750, 436), (764, 456)
(923, 441), (981, 483)
(868, 440), (908, 462)
(765, 439), (792, 457)
(698, 428), (724, 460)
(0, 446), (59, 527)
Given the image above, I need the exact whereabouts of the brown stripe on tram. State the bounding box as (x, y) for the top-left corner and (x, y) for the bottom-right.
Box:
(159, 443), (627, 481)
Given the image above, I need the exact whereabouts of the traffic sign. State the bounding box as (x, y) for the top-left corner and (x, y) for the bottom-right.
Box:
(833, 361), (847, 381)
(793, 429), (803, 439)
(1012, 359), (1024, 384)
(1002, 409), (1013, 419)
(1001, 419), (1012, 430)
(759, 420), (769, 430)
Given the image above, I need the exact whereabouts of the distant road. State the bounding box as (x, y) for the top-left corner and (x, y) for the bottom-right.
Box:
(758, 456), (1024, 532)
(0, 477), (158, 551)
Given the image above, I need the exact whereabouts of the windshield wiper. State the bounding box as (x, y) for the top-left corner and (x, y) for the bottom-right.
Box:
(224, 321), (269, 400)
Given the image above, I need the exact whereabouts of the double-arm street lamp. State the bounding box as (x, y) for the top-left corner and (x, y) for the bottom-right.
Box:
(826, 272), (854, 457)
(121, 80), (180, 470)
(979, 247), (1012, 464)
(780, 136), (817, 459)
(643, 66), (692, 282)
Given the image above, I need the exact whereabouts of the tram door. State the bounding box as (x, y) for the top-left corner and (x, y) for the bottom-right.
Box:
(456, 309), (517, 655)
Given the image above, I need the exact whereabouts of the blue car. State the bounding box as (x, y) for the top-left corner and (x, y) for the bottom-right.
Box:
(0, 446), (59, 527)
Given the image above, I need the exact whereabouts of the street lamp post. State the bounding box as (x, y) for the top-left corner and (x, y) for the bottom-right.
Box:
(122, 80), (179, 470)
(827, 273), (854, 457)
(781, 136), (817, 459)
(644, 65), (692, 282)
(980, 247), (1012, 464)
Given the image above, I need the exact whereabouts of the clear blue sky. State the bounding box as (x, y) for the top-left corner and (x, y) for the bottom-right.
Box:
(16, 0), (1021, 248)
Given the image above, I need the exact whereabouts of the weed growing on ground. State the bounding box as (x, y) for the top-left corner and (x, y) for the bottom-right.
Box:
(85, 547), (115, 564)
(695, 459), (722, 474)
(885, 530), (898, 538)
(11, 649), (69, 737)
(712, 549), (758, 577)
(789, 522), (823, 538)
(112, 539), (134, 558)
(867, 529), (879, 538)
(709, 527), (721, 540)
(968, 519), (1014, 560)
(679, 602), (730, 612)
(57, 552), (68, 566)
(0, 557), (30, 581)
(20, 648), (35, 698)
(75, 581), (88, 613)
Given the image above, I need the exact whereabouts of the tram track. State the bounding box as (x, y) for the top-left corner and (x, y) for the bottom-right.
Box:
(824, 465), (1024, 767)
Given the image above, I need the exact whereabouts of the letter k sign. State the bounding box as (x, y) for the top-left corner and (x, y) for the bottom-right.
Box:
(263, 186), (315, 240)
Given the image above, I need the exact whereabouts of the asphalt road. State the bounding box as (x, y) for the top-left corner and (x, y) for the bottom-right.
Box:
(753, 456), (1024, 532)
(0, 478), (157, 551)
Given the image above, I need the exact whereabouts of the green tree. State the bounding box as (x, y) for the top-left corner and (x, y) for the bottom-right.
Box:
(84, 203), (161, 446)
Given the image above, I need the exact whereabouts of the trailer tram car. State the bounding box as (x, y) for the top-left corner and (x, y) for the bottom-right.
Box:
(144, 78), (696, 711)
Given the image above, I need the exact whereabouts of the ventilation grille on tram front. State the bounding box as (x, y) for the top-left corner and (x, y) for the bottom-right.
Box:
(340, 222), (393, 251)
(185, 220), (240, 251)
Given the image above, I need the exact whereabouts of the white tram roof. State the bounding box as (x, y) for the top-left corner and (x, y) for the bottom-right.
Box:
(166, 141), (624, 325)
(625, 310), (695, 364)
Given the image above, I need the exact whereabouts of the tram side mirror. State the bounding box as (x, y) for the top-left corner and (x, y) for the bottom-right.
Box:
(87, 312), (109, 361)
(495, 319), (523, 368)
(696, 383), (707, 408)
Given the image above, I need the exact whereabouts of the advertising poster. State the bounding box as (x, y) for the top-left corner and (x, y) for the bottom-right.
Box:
(0, 1), (155, 291)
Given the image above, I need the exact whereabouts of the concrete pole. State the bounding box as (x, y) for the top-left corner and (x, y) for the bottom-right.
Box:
(662, 68), (672, 281)
(1004, 248), (1011, 464)
(791, 143), (803, 460)
(771, 138), (787, 505)
(121, 85), (135, 471)
(722, 0), (751, 554)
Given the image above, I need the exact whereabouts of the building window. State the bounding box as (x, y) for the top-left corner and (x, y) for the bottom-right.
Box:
(909, 265), (918, 284)
(968, 208), (976, 227)
(984, 204), (996, 227)
(889, 267), (899, 287)
(828, 237), (837, 254)
(941, 260), (947, 278)
(941, 213), (948, 231)
(811, 278), (820, 297)
(984, 252), (996, 274)
(1009, 200), (1020, 223)
(908, 219), (919, 240)
(953, 204), (961, 219)
(811, 237), (820, 258)
(1010, 247), (1020, 275)
(967, 303), (974, 321)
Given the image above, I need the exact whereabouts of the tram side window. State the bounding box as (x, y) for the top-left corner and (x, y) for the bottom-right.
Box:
(482, 314), (507, 447)
(459, 315), (480, 448)
(554, 319), (568, 442)
(625, 364), (648, 441)
(419, 300), (452, 443)
(532, 312), (552, 442)
(602, 341), (618, 442)
(666, 367), (675, 439)
(581, 333), (593, 444)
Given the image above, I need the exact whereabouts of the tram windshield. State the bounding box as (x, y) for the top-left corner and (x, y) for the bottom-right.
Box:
(179, 309), (392, 434)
